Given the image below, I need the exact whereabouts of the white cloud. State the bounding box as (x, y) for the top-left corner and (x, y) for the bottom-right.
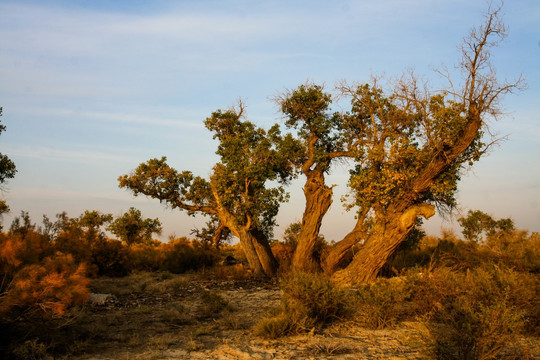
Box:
(4, 144), (138, 164)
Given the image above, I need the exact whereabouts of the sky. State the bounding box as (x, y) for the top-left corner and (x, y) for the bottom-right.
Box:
(0, 0), (539, 242)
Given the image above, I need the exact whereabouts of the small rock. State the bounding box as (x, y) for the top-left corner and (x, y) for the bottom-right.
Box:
(87, 293), (117, 305)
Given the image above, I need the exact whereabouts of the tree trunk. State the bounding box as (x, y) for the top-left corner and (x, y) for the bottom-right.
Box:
(236, 228), (266, 277)
(332, 203), (435, 285)
(292, 170), (333, 272)
(252, 228), (279, 276)
(323, 222), (364, 274)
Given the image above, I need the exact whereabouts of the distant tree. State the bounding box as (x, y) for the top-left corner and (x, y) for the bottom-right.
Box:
(10, 211), (35, 238)
(458, 210), (514, 243)
(0, 107), (17, 227)
(191, 216), (232, 250)
(54, 210), (113, 263)
(107, 207), (161, 246)
(282, 222), (302, 247)
(119, 102), (294, 276)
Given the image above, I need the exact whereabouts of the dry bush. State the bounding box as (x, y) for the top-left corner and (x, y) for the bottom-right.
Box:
(160, 238), (217, 274)
(128, 242), (164, 272)
(254, 272), (351, 338)
(422, 266), (537, 360)
(198, 290), (231, 319)
(271, 242), (295, 271)
(1, 252), (89, 319)
(352, 277), (412, 329)
(352, 264), (538, 359)
(90, 238), (130, 277)
(203, 263), (251, 280)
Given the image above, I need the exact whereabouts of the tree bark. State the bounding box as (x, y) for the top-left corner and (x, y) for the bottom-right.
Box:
(322, 221), (364, 274)
(331, 203), (435, 285)
(252, 228), (279, 275)
(292, 169), (333, 272)
(235, 227), (266, 276)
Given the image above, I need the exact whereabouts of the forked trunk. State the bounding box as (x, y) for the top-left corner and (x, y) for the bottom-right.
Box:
(323, 223), (364, 274)
(292, 170), (333, 271)
(332, 204), (435, 285)
(236, 228), (266, 277)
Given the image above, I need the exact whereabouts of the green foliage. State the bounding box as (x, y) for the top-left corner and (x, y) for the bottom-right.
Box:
(0, 107), (17, 188)
(279, 84), (344, 171)
(107, 207), (161, 246)
(282, 222), (302, 247)
(458, 210), (515, 243)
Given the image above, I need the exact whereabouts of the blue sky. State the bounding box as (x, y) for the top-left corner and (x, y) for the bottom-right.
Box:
(1, 0), (539, 241)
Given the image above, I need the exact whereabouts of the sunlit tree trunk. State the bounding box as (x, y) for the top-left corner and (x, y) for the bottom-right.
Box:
(292, 169), (333, 271)
(252, 228), (279, 275)
(323, 219), (364, 274)
(331, 203), (435, 285)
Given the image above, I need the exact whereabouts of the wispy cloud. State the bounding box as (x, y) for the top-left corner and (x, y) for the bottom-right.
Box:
(4, 144), (139, 164)
(11, 106), (204, 129)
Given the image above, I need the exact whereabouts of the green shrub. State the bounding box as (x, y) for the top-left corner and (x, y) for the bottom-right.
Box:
(415, 266), (537, 359)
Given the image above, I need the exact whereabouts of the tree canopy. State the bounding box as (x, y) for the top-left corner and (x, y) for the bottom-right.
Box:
(119, 103), (295, 276)
(118, 5), (521, 284)
(107, 207), (162, 246)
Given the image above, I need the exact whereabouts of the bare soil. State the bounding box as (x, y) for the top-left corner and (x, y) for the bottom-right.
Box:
(52, 272), (538, 360)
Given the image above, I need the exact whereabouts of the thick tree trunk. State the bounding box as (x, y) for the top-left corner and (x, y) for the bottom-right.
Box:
(323, 222), (364, 274)
(251, 228), (279, 276)
(236, 228), (266, 277)
(332, 203), (435, 285)
(292, 170), (333, 272)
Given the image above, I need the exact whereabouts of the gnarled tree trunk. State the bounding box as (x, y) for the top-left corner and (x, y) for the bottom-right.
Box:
(323, 221), (364, 274)
(292, 170), (333, 271)
(331, 203), (435, 285)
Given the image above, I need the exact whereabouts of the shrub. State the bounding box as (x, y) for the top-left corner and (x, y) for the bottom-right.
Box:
(129, 242), (164, 272)
(413, 266), (537, 359)
(271, 242), (295, 270)
(352, 277), (412, 329)
(255, 272), (351, 338)
(0, 252), (90, 319)
(198, 290), (231, 319)
(161, 238), (216, 274)
(90, 238), (130, 277)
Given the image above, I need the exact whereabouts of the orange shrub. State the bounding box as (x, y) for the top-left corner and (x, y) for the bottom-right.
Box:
(129, 242), (164, 272)
(1, 252), (89, 318)
(161, 237), (217, 274)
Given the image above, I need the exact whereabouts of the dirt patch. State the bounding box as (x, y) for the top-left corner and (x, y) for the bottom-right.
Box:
(46, 272), (537, 360)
